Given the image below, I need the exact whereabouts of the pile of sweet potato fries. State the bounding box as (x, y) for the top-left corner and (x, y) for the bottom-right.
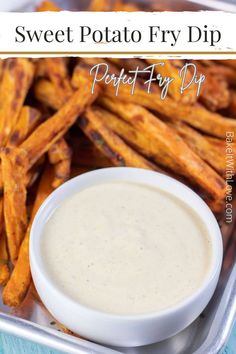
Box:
(0, 0), (235, 319)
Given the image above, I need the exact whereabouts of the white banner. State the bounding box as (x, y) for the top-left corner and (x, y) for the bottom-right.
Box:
(0, 11), (236, 58)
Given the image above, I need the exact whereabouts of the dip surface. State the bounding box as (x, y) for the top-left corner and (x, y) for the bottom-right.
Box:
(42, 182), (212, 315)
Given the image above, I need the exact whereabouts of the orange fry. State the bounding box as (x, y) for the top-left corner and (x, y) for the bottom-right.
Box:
(3, 166), (55, 307)
(8, 106), (41, 146)
(1, 147), (28, 262)
(112, 1), (140, 11)
(20, 81), (99, 169)
(88, 0), (112, 11)
(0, 196), (3, 236)
(146, 59), (197, 104)
(48, 138), (72, 188)
(34, 79), (62, 110)
(34, 58), (48, 78)
(192, 61), (230, 111)
(36, 0), (61, 11)
(0, 233), (10, 286)
(218, 60), (236, 70)
(0, 59), (3, 82)
(44, 58), (73, 104)
(93, 106), (175, 171)
(101, 83), (236, 138)
(228, 90), (236, 118)
(206, 137), (226, 151)
(79, 108), (159, 171)
(0, 59), (34, 146)
(72, 65), (236, 138)
(71, 58), (120, 92)
(108, 58), (148, 75)
(99, 96), (227, 206)
(170, 121), (225, 175)
(205, 62), (236, 87)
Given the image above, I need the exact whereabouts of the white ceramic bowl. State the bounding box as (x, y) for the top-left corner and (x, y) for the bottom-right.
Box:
(30, 167), (223, 347)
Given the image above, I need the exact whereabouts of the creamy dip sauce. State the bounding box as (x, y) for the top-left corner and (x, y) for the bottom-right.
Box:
(42, 182), (212, 315)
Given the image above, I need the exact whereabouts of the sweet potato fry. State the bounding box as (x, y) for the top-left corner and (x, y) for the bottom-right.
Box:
(48, 138), (71, 165)
(0, 148), (7, 281)
(52, 160), (71, 188)
(0, 232), (10, 286)
(1, 147), (28, 262)
(48, 138), (72, 188)
(78, 108), (159, 171)
(70, 133), (111, 168)
(149, 4), (178, 11)
(34, 59), (48, 78)
(72, 60), (121, 93)
(207, 135), (234, 170)
(206, 136), (225, 151)
(228, 90), (236, 118)
(108, 58), (148, 77)
(36, 0), (61, 11)
(95, 108), (210, 193)
(25, 158), (45, 188)
(0, 105), (42, 249)
(93, 106), (176, 171)
(218, 60), (236, 70)
(20, 81), (99, 169)
(0, 59), (4, 82)
(112, 0), (140, 11)
(72, 66), (236, 138)
(146, 59), (197, 104)
(169, 121), (225, 175)
(3, 166), (55, 307)
(204, 62), (236, 87)
(0, 59), (34, 146)
(192, 61), (230, 111)
(71, 65), (88, 88)
(88, 0), (112, 11)
(71, 58), (120, 90)
(0, 106), (41, 255)
(99, 96), (227, 205)
(34, 79), (62, 110)
(8, 106), (41, 146)
(44, 58), (73, 104)
(0, 197), (3, 235)
(100, 83), (236, 138)
(0, 188), (4, 234)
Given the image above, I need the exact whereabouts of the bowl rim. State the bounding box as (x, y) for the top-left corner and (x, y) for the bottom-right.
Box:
(30, 167), (223, 322)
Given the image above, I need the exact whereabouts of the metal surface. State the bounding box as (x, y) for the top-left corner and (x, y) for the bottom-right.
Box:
(194, 262), (236, 354)
(0, 1), (235, 353)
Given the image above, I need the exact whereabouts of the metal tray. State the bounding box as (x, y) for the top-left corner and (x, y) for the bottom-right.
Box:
(0, 1), (236, 353)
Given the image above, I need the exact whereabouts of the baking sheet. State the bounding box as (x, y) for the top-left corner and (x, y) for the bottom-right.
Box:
(0, 1), (235, 353)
